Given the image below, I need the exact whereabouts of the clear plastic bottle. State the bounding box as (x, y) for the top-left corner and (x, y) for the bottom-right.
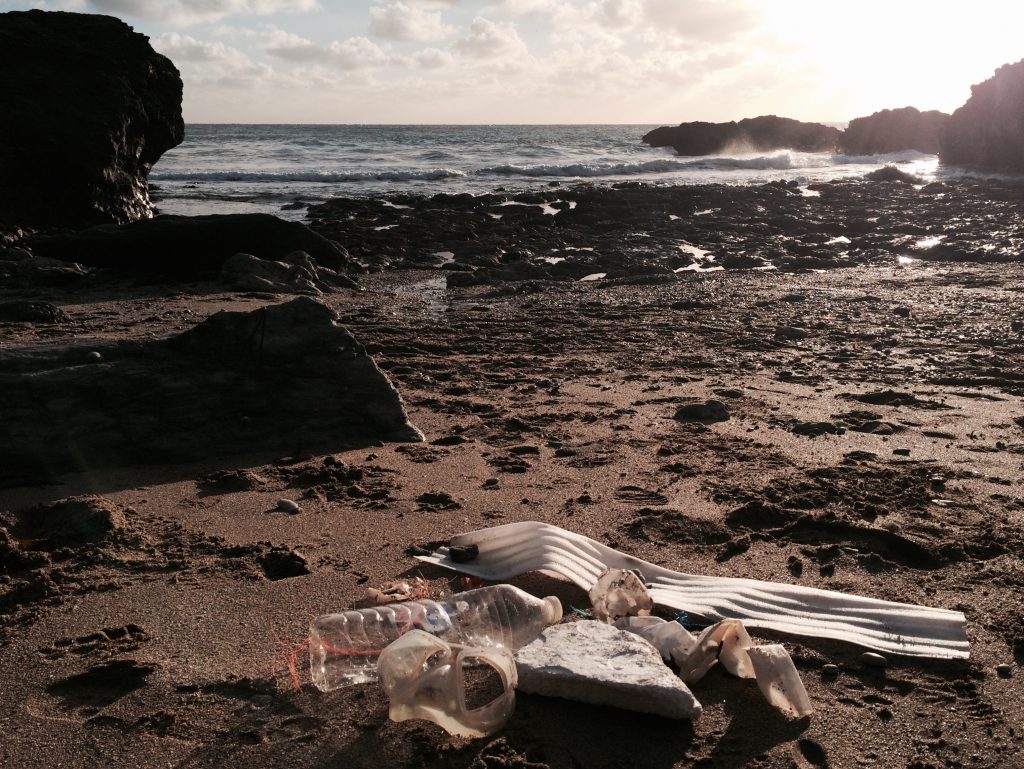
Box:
(309, 584), (563, 691)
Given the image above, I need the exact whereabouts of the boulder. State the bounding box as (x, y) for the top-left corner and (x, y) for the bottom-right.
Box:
(30, 214), (353, 276)
(0, 300), (70, 323)
(643, 116), (840, 156)
(839, 107), (949, 155)
(220, 251), (359, 295)
(0, 10), (184, 227)
(940, 59), (1024, 172)
(0, 250), (88, 287)
(865, 166), (923, 184)
(0, 297), (423, 486)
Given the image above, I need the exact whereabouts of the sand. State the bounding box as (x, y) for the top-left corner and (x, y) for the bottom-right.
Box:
(1, 260), (1023, 769)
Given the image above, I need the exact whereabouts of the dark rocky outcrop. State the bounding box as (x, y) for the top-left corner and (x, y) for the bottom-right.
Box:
(864, 166), (924, 184)
(0, 300), (70, 323)
(220, 251), (359, 295)
(0, 297), (423, 486)
(642, 116), (840, 156)
(31, 214), (354, 276)
(0, 249), (88, 286)
(0, 10), (184, 227)
(839, 107), (948, 155)
(941, 59), (1024, 172)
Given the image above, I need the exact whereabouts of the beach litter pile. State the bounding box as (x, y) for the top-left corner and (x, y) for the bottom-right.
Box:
(307, 521), (969, 739)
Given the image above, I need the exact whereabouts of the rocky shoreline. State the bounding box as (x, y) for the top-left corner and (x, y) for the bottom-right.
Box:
(302, 177), (1024, 281)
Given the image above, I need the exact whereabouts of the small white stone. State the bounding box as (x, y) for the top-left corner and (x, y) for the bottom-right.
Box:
(276, 498), (301, 513)
(861, 652), (887, 669)
(514, 621), (702, 719)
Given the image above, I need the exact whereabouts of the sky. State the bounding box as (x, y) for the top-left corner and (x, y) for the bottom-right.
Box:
(5, 0), (1024, 124)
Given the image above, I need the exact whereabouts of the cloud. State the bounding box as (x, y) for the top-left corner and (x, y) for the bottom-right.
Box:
(413, 46), (454, 69)
(641, 0), (761, 42)
(261, 28), (321, 61)
(328, 36), (390, 69)
(368, 1), (454, 41)
(152, 31), (273, 86)
(154, 31), (250, 64)
(82, 0), (318, 26)
(454, 16), (528, 59)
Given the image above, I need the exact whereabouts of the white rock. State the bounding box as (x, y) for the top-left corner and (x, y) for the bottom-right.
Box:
(276, 498), (301, 513)
(514, 621), (702, 719)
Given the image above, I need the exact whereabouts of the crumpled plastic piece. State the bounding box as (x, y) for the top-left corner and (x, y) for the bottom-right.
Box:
(416, 521), (969, 660)
(376, 629), (517, 738)
(362, 577), (431, 606)
(615, 616), (813, 718)
(588, 568), (654, 622)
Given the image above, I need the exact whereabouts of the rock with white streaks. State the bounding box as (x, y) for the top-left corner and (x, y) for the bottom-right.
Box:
(514, 621), (702, 719)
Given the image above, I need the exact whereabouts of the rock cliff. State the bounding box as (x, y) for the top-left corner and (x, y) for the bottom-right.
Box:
(0, 10), (184, 227)
(642, 116), (840, 156)
(839, 107), (948, 155)
(940, 59), (1024, 172)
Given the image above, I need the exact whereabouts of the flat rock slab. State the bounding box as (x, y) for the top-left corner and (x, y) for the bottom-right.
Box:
(31, 213), (352, 275)
(0, 296), (422, 486)
(514, 621), (702, 719)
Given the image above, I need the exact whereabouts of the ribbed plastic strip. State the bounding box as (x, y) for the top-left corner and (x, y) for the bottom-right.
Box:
(417, 521), (969, 660)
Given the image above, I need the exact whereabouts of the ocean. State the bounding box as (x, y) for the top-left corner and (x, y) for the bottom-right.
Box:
(150, 124), (944, 220)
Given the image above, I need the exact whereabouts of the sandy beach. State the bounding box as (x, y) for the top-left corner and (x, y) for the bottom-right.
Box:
(2, 225), (1022, 767)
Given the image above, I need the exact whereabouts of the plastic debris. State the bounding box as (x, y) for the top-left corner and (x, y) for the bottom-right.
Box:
(748, 645), (813, 718)
(363, 577), (431, 606)
(309, 584), (562, 690)
(416, 521), (969, 659)
(615, 615), (813, 718)
(588, 567), (653, 623)
(377, 630), (517, 738)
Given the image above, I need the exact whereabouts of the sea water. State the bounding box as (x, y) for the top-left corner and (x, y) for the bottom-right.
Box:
(150, 124), (944, 219)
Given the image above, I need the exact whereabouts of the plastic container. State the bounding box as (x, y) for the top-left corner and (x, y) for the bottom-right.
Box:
(309, 584), (563, 691)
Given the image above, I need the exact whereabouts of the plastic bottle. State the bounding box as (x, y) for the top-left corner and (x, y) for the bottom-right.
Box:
(309, 584), (563, 691)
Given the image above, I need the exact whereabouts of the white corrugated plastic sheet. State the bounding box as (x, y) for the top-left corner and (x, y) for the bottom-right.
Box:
(418, 521), (969, 660)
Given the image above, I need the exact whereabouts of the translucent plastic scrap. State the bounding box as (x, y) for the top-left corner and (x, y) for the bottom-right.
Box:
(615, 616), (812, 718)
(363, 577), (431, 606)
(589, 568), (654, 623)
(376, 630), (517, 739)
(748, 644), (813, 718)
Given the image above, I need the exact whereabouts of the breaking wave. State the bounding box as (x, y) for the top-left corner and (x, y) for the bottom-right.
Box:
(150, 168), (468, 183)
(477, 154), (805, 177)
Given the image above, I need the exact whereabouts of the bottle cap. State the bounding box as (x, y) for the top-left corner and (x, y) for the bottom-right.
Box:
(542, 596), (563, 625)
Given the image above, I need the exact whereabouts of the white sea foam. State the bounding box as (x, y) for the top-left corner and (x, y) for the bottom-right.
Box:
(477, 153), (805, 178)
(152, 168), (467, 183)
(149, 124), (953, 217)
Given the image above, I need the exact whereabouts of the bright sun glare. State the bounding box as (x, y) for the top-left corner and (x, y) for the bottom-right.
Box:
(760, 1), (1024, 117)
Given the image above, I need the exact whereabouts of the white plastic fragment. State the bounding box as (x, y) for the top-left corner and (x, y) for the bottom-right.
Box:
(514, 621), (703, 719)
(615, 616), (812, 718)
(747, 645), (814, 718)
(589, 568), (653, 623)
(416, 521), (969, 659)
(376, 630), (517, 739)
(363, 577), (430, 606)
